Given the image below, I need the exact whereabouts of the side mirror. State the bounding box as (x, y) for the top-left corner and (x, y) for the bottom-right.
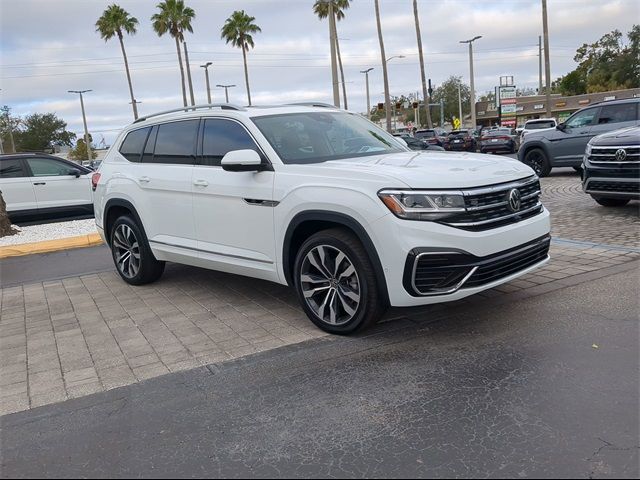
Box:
(556, 123), (566, 131)
(69, 168), (81, 178)
(221, 149), (266, 172)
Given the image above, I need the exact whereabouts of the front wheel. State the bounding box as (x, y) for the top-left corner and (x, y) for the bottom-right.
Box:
(110, 215), (165, 285)
(523, 148), (551, 177)
(591, 196), (630, 207)
(293, 228), (385, 335)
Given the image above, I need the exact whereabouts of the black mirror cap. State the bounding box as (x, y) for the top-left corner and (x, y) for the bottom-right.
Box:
(556, 123), (566, 131)
(70, 168), (82, 177)
(222, 162), (272, 173)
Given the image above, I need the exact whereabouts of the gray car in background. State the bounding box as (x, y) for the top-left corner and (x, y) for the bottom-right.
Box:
(518, 98), (639, 176)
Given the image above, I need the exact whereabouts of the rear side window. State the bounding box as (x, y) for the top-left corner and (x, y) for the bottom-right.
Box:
(201, 119), (260, 167)
(119, 127), (150, 163)
(598, 103), (638, 124)
(151, 120), (199, 164)
(0, 159), (26, 178)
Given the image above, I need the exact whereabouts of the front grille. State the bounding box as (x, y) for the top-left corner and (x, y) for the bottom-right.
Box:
(587, 180), (640, 194)
(441, 176), (543, 231)
(465, 237), (550, 288)
(588, 145), (640, 163)
(405, 236), (551, 296)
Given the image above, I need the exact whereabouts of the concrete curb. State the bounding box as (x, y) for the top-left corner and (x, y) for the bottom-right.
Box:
(0, 233), (104, 259)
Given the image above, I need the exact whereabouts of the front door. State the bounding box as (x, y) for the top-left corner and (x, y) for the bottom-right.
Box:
(25, 157), (92, 210)
(549, 107), (600, 165)
(192, 118), (277, 282)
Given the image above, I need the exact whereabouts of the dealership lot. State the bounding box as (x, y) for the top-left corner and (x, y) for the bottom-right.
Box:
(1, 170), (639, 416)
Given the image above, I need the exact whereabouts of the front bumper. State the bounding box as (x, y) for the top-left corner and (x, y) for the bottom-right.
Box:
(368, 206), (551, 307)
(582, 161), (640, 199)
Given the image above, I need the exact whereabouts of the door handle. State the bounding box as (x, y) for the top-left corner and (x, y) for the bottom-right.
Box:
(33, 182), (46, 185)
(138, 176), (151, 184)
(193, 179), (209, 187)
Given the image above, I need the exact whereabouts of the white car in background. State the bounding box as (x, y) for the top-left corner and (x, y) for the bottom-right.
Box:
(520, 118), (558, 139)
(0, 153), (94, 220)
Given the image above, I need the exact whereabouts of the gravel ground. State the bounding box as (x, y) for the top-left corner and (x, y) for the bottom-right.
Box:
(0, 219), (97, 246)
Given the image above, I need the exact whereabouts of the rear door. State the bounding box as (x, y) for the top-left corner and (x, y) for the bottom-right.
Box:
(191, 117), (277, 281)
(24, 157), (92, 210)
(0, 157), (37, 213)
(590, 102), (639, 138)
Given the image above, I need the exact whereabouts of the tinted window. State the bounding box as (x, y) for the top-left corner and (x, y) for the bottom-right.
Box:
(598, 103), (637, 124)
(526, 120), (556, 129)
(27, 158), (77, 177)
(119, 127), (150, 163)
(151, 120), (199, 164)
(566, 108), (598, 128)
(201, 119), (260, 167)
(142, 126), (158, 164)
(0, 159), (26, 178)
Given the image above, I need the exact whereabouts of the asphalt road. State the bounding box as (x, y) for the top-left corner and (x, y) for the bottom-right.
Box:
(2, 270), (638, 478)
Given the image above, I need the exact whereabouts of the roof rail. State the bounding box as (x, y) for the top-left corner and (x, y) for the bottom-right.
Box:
(134, 103), (246, 123)
(287, 102), (339, 109)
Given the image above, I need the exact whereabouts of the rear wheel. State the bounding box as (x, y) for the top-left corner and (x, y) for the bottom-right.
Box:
(523, 148), (551, 177)
(110, 215), (165, 285)
(591, 196), (630, 207)
(293, 228), (385, 335)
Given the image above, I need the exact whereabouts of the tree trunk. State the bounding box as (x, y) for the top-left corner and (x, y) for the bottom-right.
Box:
(183, 41), (196, 106)
(0, 191), (16, 238)
(175, 36), (188, 107)
(413, 0), (433, 128)
(242, 45), (252, 106)
(118, 31), (138, 120)
(336, 34), (348, 110)
(374, 0), (392, 132)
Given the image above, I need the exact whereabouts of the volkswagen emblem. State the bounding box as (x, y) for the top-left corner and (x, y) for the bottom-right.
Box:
(615, 148), (627, 162)
(507, 188), (521, 212)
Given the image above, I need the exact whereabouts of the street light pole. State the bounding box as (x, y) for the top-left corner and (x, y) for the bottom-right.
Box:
(458, 83), (463, 127)
(201, 62), (213, 104)
(460, 35), (482, 131)
(216, 84), (236, 103)
(542, 0), (552, 118)
(68, 89), (92, 161)
(360, 68), (373, 119)
(384, 55), (405, 133)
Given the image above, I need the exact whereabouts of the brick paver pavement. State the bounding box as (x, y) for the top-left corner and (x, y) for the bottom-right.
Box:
(1, 171), (638, 415)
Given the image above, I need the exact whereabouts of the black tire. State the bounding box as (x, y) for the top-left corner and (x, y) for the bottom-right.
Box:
(110, 215), (165, 285)
(293, 228), (385, 335)
(591, 196), (630, 207)
(523, 148), (551, 177)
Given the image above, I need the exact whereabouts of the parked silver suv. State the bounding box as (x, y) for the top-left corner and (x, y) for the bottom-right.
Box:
(518, 98), (639, 176)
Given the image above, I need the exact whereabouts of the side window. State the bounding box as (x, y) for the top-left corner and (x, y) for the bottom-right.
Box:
(141, 126), (158, 164)
(0, 159), (26, 178)
(151, 120), (199, 164)
(201, 119), (260, 167)
(26, 158), (75, 177)
(566, 108), (599, 128)
(597, 103), (637, 124)
(119, 127), (150, 163)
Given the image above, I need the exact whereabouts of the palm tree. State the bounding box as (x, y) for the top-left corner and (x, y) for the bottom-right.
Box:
(313, 0), (351, 110)
(374, 0), (392, 132)
(95, 4), (140, 120)
(221, 10), (261, 106)
(151, 0), (195, 107)
(413, 0), (433, 128)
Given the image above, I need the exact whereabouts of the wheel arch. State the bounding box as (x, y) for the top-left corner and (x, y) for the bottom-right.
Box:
(282, 210), (389, 305)
(103, 198), (147, 246)
(519, 140), (551, 164)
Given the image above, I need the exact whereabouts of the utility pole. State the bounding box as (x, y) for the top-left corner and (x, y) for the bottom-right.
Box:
(360, 68), (373, 119)
(460, 35), (482, 131)
(216, 84), (235, 103)
(68, 90), (92, 161)
(542, 0), (552, 118)
(183, 41), (195, 106)
(538, 35), (543, 94)
(458, 84), (463, 127)
(201, 62), (213, 104)
(328, 1), (340, 108)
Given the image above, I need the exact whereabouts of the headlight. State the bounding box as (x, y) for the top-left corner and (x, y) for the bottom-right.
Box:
(378, 190), (466, 220)
(585, 142), (593, 156)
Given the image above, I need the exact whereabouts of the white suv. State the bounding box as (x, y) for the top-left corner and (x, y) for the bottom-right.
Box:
(93, 103), (551, 334)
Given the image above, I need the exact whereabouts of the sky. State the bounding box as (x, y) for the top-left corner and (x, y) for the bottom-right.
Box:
(1, 0), (637, 145)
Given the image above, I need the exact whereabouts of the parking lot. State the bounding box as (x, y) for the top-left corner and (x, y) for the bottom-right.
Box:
(1, 168), (638, 417)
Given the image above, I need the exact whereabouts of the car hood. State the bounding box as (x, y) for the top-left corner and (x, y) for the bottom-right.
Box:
(319, 151), (535, 189)
(591, 125), (640, 146)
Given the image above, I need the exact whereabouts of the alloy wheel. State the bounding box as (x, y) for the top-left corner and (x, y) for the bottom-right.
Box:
(300, 245), (361, 326)
(112, 224), (141, 279)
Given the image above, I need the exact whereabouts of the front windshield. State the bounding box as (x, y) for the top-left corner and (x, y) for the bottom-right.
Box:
(252, 111), (405, 164)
